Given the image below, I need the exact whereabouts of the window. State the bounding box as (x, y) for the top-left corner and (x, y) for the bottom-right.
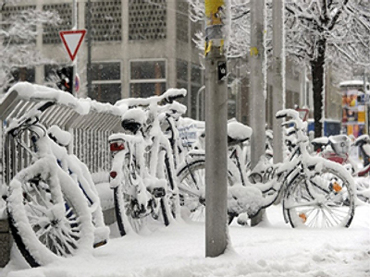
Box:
(85, 0), (122, 42)
(43, 3), (72, 44)
(176, 59), (188, 82)
(176, 1), (188, 42)
(128, 0), (167, 41)
(130, 60), (166, 98)
(12, 67), (35, 83)
(90, 62), (121, 104)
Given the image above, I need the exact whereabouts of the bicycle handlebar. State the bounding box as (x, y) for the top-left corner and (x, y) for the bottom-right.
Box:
(276, 109), (300, 120)
(6, 101), (55, 136)
(115, 88), (187, 108)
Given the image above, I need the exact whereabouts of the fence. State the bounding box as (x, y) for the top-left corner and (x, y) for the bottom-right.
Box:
(0, 82), (124, 266)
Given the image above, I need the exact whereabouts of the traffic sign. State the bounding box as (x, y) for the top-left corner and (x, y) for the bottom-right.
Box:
(59, 30), (86, 61)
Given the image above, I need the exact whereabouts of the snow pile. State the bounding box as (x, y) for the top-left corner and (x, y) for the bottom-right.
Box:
(228, 183), (263, 216)
(1, 204), (369, 277)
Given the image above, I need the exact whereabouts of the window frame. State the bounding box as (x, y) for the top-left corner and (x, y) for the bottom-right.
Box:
(129, 58), (167, 84)
(129, 58), (167, 97)
(91, 61), (122, 85)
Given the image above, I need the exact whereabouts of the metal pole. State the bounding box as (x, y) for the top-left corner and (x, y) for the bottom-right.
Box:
(272, 0), (284, 164)
(249, 0), (266, 168)
(87, 0), (92, 98)
(249, 0), (266, 226)
(204, 0), (228, 258)
(71, 0), (77, 96)
(196, 85), (205, 121)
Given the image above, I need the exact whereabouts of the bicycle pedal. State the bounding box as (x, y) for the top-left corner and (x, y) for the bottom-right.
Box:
(93, 240), (107, 248)
(152, 187), (166, 198)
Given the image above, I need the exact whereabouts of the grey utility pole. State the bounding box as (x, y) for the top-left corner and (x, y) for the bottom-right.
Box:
(87, 0), (92, 98)
(249, 0), (266, 226)
(71, 0), (77, 96)
(249, 0), (266, 168)
(272, 0), (285, 164)
(204, 0), (228, 258)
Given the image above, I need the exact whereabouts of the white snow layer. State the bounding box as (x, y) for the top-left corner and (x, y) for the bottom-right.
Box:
(1, 204), (369, 277)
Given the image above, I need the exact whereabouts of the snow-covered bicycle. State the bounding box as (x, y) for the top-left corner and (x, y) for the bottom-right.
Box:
(177, 109), (356, 228)
(47, 125), (109, 247)
(5, 101), (99, 267)
(109, 88), (186, 236)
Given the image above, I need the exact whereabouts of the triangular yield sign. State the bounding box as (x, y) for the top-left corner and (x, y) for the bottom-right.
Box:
(59, 30), (86, 61)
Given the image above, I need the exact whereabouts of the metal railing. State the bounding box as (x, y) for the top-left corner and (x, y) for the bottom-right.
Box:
(0, 83), (123, 186)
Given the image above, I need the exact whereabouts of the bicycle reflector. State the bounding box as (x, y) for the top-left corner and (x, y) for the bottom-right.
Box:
(110, 141), (124, 152)
(299, 213), (307, 223)
(332, 182), (342, 192)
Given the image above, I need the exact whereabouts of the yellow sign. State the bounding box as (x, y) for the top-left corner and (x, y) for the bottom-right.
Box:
(250, 47), (259, 56)
(205, 0), (225, 26)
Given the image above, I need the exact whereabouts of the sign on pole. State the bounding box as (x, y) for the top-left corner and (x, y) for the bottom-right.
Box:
(59, 30), (86, 61)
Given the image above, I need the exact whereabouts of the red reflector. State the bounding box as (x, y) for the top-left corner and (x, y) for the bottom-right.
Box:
(110, 142), (124, 152)
(110, 171), (117, 179)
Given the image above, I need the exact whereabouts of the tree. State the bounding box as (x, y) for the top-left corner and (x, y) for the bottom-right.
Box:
(188, 0), (370, 138)
(285, 0), (370, 137)
(0, 1), (60, 93)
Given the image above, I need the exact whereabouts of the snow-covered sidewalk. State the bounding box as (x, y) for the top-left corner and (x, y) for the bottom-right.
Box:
(1, 204), (369, 277)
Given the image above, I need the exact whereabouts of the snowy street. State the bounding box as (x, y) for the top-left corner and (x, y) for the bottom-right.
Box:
(1, 203), (369, 277)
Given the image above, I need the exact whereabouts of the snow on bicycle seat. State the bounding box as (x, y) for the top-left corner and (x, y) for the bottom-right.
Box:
(227, 120), (252, 145)
(311, 137), (329, 148)
(329, 134), (350, 155)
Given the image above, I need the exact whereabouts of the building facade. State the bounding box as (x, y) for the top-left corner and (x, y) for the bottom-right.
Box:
(3, 0), (331, 125)
(3, 0), (203, 118)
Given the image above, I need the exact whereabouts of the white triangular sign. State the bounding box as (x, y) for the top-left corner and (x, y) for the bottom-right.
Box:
(59, 30), (86, 61)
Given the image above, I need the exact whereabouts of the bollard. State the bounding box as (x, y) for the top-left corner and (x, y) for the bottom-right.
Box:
(0, 219), (11, 267)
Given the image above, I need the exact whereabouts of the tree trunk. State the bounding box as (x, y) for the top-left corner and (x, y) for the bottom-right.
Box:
(310, 38), (326, 138)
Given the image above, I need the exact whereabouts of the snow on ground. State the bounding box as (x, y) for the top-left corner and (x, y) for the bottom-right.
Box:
(1, 203), (369, 277)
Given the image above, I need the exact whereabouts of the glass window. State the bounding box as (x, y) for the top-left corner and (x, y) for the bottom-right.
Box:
(176, 60), (188, 82)
(90, 61), (121, 103)
(129, 59), (167, 97)
(130, 83), (166, 98)
(191, 63), (201, 84)
(128, 0), (167, 41)
(130, 61), (166, 80)
(12, 67), (35, 83)
(92, 83), (121, 104)
(92, 62), (121, 81)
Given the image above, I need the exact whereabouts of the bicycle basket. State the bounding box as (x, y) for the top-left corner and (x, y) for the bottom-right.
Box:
(329, 135), (350, 155)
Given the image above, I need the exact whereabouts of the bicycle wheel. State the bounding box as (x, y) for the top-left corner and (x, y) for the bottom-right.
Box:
(284, 161), (355, 228)
(114, 156), (167, 236)
(7, 157), (94, 267)
(113, 155), (143, 236)
(177, 159), (207, 222)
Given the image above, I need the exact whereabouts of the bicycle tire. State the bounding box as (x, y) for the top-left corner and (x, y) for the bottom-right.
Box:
(7, 157), (94, 267)
(177, 158), (207, 222)
(284, 161), (355, 228)
(113, 155), (170, 236)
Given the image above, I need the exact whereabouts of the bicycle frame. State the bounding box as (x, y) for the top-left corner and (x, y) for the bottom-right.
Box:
(7, 103), (108, 247)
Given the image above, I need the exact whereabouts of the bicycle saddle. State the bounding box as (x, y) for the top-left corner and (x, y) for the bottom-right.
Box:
(121, 108), (146, 134)
(227, 121), (252, 145)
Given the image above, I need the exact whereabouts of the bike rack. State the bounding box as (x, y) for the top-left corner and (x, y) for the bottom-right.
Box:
(0, 83), (125, 266)
(0, 84), (124, 182)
